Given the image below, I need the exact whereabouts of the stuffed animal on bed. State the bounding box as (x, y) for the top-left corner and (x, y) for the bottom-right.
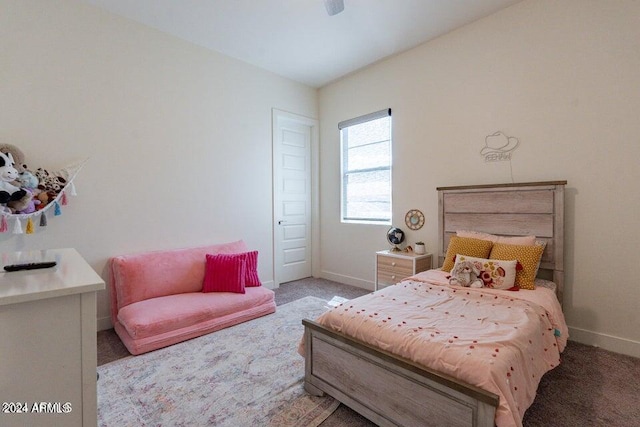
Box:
(449, 260), (483, 288)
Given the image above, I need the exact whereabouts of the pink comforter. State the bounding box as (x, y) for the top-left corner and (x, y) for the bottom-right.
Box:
(311, 269), (568, 427)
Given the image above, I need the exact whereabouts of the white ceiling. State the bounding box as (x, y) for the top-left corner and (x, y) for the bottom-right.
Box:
(84, 0), (523, 88)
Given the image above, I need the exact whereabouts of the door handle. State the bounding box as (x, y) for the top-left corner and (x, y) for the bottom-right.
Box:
(278, 220), (287, 225)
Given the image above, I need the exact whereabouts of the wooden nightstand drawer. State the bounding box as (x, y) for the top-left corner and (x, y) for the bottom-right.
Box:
(377, 270), (411, 286)
(375, 250), (432, 290)
(376, 255), (413, 275)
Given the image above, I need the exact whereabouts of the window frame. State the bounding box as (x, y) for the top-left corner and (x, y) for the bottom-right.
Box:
(339, 108), (392, 225)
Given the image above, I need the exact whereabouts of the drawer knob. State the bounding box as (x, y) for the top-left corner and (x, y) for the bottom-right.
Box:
(391, 262), (396, 266)
(391, 275), (396, 280)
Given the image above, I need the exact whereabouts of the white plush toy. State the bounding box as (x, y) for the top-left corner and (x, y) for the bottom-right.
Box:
(449, 260), (483, 288)
(0, 151), (27, 204)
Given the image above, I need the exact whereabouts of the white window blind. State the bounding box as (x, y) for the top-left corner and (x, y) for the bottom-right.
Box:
(339, 109), (392, 223)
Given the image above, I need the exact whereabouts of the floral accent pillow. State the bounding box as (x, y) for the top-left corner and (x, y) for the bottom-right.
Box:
(441, 236), (493, 272)
(455, 255), (518, 290)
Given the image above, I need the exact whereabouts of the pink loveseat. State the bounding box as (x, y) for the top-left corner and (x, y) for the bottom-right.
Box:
(109, 240), (276, 355)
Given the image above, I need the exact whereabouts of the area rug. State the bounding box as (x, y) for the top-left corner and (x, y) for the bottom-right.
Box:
(97, 296), (339, 427)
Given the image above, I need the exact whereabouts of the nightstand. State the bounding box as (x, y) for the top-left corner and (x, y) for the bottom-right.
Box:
(375, 250), (432, 290)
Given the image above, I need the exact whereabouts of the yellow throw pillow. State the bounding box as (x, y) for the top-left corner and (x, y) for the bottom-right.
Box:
(489, 243), (544, 290)
(441, 236), (493, 272)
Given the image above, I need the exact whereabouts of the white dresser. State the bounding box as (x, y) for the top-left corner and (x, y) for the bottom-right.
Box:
(0, 248), (104, 427)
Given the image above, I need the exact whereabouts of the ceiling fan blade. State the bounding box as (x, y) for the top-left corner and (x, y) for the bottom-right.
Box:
(324, 0), (344, 16)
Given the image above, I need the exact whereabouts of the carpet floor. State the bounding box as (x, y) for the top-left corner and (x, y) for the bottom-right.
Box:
(98, 277), (640, 427)
(98, 296), (338, 427)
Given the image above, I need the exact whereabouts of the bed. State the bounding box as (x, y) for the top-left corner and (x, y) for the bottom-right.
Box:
(301, 181), (568, 427)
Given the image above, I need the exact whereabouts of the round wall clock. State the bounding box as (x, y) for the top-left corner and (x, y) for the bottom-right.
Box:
(404, 209), (425, 230)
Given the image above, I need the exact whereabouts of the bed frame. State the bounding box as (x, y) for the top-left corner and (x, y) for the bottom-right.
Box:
(302, 181), (566, 427)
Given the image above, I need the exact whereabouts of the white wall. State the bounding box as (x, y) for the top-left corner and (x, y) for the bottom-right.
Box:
(0, 0), (317, 329)
(4, 0), (639, 358)
(318, 0), (640, 357)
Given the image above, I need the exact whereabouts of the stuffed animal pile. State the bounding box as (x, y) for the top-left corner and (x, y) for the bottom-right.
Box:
(0, 144), (68, 215)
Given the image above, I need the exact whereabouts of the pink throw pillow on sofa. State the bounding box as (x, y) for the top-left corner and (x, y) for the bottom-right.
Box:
(203, 253), (246, 294)
(243, 251), (262, 287)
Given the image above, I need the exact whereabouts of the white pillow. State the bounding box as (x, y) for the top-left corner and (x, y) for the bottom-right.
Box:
(454, 254), (517, 290)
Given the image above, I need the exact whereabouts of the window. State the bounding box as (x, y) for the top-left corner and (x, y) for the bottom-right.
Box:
(340, 109), (392, 224)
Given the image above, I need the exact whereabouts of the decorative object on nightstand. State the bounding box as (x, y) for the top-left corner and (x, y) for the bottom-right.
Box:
(375, 249), (432, 290)
(386, 227), (405, 252)
(404, 209), (424, 230)
(414, 241), (426, 255)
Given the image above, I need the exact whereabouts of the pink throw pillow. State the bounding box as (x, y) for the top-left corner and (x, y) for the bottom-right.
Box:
(456, 230), (537, 246)
(243, 251), (262, 287)
(202, 253), (246, 293)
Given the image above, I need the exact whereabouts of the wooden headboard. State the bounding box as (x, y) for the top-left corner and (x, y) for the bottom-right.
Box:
(437, 181), (567, 305)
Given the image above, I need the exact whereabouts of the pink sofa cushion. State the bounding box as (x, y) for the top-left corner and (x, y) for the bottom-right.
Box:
(202, 253), (246, 293)
(110, 240), (248, 311)
(117, 286), (275, 340)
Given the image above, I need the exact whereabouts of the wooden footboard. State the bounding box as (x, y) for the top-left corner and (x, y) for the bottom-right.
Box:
(303, 319), (499, 427)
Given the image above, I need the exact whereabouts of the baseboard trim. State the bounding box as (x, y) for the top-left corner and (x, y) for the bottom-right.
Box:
(568, 326), (640, 358)
(262, 279), (276, 290)
(98, 316), (113, 332)
(320, 270), (373, 291)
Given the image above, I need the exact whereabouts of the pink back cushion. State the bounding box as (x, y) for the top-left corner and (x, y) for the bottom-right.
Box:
(110, 240), (248, 314)
(456, 230), (537, 246)
(202, 253), (246, 294)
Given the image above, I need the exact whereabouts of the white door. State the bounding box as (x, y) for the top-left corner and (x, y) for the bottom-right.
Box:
(272, 110), (317, 287)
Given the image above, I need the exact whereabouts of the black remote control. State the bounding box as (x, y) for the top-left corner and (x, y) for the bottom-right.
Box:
(3, 261), (57, 272)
